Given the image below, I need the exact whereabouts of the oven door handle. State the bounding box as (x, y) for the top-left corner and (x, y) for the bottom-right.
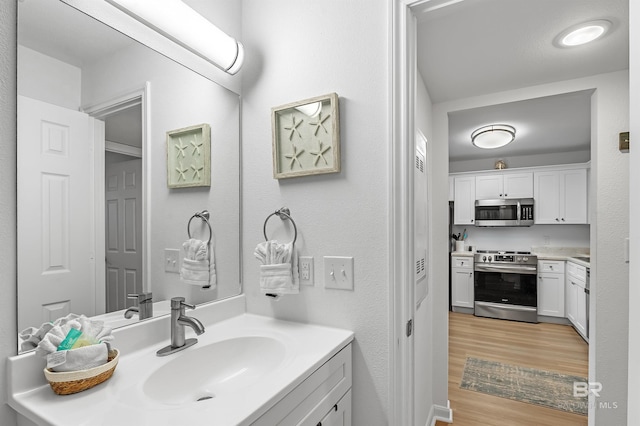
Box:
(474, 264), (537, 275)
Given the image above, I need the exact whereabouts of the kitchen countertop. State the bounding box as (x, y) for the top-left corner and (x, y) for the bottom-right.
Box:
(451, 251), (474, 257)
(534, 253), (590, 267)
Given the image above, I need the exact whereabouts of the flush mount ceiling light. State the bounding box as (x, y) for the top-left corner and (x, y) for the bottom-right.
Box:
(106, 0), (244, 74)
(471, 124), (516, 149)
(556, 20), (611, 47)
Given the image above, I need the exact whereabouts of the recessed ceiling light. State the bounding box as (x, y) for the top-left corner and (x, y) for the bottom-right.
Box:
(556, 20), (611, 47)
(471, 124), (516, 149)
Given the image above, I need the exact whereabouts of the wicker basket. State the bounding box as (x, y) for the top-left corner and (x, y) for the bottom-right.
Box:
(43, 349), (119, 395)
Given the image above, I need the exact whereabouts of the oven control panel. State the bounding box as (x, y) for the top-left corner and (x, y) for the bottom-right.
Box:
(475, 251), (537, 265)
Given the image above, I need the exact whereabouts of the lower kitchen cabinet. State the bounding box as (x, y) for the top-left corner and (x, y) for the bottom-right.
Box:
(537, 260), (565, 317)
(566, 262), (588, 341)
(451, 256), (474, 310)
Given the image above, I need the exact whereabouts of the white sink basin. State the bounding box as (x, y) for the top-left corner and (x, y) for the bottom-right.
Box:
(143, 336), (286, 405)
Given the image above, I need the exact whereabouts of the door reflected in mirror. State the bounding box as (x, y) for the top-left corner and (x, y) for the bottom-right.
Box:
(17, 0), (241, 353)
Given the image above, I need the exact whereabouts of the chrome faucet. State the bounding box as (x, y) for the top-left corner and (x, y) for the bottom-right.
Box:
(124, 292), (153, 320)
(156, 297), (205, 356)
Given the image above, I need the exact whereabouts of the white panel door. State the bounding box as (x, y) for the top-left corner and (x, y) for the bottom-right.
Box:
(537, 273), (565, 317)
(453, 176), (475, 225)
(562, 168), (588, 224)
(534, 171), (561, 224)
(105, 159), (143, 311)
(17, 96), (95, 331)
(475, 175), (502, 200)
(503, 172), (533, 198)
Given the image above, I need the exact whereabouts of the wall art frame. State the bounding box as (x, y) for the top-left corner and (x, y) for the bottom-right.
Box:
(166, 123), (211, 188)
(271, 93), (340, 179)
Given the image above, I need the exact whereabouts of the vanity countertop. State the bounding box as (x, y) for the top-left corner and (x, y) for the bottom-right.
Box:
(8, 300), (354, 426)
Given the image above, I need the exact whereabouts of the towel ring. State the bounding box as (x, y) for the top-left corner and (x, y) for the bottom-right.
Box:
(187, 210), (212, 244)
(263, 207), (297, 245)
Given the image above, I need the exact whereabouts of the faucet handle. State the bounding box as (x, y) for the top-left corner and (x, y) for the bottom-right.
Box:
(170, 296), (196, 311)
(181, 300), (196, 310)
(128, 292), (153, 304)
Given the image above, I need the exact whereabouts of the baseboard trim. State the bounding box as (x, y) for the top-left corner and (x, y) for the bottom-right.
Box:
(427, 401), (453, 425)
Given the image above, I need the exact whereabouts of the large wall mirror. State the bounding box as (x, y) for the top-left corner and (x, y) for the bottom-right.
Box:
(17, 0), (241, 353)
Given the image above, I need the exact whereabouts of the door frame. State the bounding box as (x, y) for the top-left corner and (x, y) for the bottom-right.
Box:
(82, 83), (151, 314)
(391, 1), (462, 424)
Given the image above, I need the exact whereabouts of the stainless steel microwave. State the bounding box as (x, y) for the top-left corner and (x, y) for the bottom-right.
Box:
(475, 198), (534, 227)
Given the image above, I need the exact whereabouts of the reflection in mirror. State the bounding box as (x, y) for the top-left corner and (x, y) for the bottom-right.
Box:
(17, 0), (241, 353)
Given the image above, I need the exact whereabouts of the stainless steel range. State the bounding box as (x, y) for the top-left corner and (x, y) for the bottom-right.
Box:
(474, 250), (538, 323)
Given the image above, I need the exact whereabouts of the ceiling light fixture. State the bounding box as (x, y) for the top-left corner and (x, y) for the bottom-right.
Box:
(471, 124), (516, 149)
(105, 0), (244, 74)
(557, 20), (611, 47)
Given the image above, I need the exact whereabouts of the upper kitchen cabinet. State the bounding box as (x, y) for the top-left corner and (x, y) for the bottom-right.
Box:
(453, 176), (475, 225)
(475, 172), (533, 200)
(534, 168), (588, 224)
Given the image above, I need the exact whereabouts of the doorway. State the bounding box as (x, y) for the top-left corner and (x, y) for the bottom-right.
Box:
(83, 85), (150, 315)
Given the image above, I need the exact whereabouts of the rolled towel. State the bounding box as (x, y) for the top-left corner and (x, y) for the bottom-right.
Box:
(181, 238), (216, 288)
(46, 342), (109, 372)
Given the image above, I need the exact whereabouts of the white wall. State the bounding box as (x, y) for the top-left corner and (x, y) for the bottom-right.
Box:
(415, 73), (437, 425)
(627, 1), (639, 423)
(0, 1), (18, 424)
(452, 224), (590, 253)
(241, 1), (390, 423)
(434, 70), (629, 425)
(17, 46), (81, 110)
(81, 42), (241, 305)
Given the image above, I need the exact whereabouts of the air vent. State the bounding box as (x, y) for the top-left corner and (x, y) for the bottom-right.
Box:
(415, 154), (424, 173)
(416, 257), (425, 278)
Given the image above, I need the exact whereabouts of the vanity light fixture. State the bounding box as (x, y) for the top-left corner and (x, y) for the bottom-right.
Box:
(471, 124), (516, 149)
(106, 0), (244, 74)
(556, 20), (611, 47)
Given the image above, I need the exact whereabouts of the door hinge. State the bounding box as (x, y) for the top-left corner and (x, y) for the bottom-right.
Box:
(406, 319), (413, 337)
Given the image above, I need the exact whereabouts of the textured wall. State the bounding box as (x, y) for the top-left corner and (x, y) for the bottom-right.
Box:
(0, 1), (18, 424)
(240, 1), (390, 423)
(627, 1), (639, 423)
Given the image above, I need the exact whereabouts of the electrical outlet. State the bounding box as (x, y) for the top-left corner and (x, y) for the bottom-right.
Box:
(324, 256), (354, 290)
(165, 249), (180, 273)
(299, 256), (314, 286)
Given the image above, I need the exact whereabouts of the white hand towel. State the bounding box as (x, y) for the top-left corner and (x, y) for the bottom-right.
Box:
(255, 240), (299, 296)
(180, 238), (216, 289)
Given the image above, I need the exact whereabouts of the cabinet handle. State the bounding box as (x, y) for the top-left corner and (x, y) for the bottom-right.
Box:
(504, 193), (508, 197)
(555, 218), (560, 222)
(561, 218), (565, 222)
(471, 219), (474, 222)
(499, 193), (503, 197)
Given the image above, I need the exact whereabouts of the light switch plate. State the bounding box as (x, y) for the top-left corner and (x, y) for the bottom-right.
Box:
(165, 249), (180, 273)
(324, 256), (354, 290)
(299, 256), (314, 286)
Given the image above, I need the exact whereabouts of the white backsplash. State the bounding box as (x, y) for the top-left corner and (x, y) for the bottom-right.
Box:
(452, 224), (590, 253)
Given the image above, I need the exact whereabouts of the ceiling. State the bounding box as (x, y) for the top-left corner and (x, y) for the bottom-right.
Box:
(416, 0), (629, 162)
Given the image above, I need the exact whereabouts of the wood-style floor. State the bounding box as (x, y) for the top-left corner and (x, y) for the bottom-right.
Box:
(435, 312), (589, 426)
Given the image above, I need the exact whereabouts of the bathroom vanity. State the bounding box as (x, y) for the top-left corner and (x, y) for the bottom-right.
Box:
(7, 295), (354, 425)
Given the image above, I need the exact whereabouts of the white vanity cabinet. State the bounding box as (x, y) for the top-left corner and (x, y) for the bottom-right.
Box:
(566, 262), (588, 341)
(537, 260), (565, 317)
(534, 168), (588, 224)
(453, 176), (476, 225)
(252, 344), (352, 426)
(475, 172), (533, 200)
(451, 256), (474, 310)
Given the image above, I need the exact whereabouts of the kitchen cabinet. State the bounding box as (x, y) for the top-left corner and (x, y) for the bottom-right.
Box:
(537, 260), (565, 317)
(534, 168), (587, 224)
(451, 256), (474, 310)
(475, 172), (533, 200)
(566, 261), (588, 341)
(453, 176), (475, 225)
(449, 176), (454, 201)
